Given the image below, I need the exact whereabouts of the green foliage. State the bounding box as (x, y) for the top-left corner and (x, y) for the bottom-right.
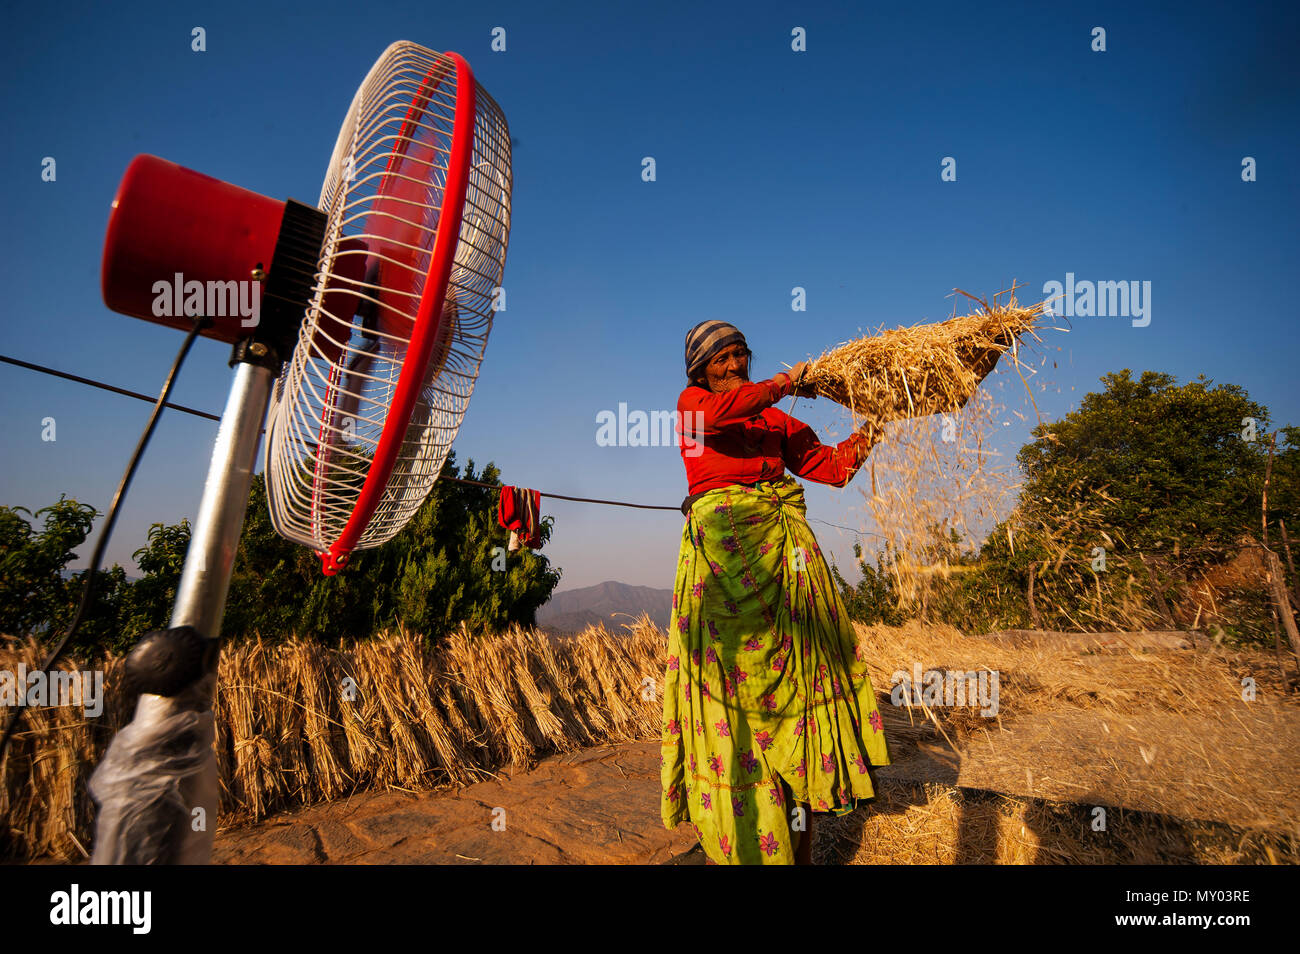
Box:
(1269, 425), (1300, 537)
(0, 497), (97, 638)
(63, 565), (135, 654)
(223, 452), (561, 644)
(120, 520), (191, 641)
(835, 370), (1298, 641)
(830, 543), (904, 626)
(998, 371), (1296, 638)
(0, 497), (138, 654)
(1015, 370), (1282, 552)
(1, 454), (562, 652)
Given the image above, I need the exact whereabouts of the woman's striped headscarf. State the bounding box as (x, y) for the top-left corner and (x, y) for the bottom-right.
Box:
(684, 320), (747, 381)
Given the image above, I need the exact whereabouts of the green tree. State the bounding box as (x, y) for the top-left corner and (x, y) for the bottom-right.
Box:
(3, 452), (564, 651)
(0, 497), (134, 653)
(1266, 425), (1300, 543)
(223, 452), (561, 643)
(0, 497), (97, 637)
(118, 519), (192, 644)
(1015, 370), (1283, 551)
(835, 372), (1299, 638)
(830, 543), (904, 626)
(968, 370), (1297, 638)
(384, 461), (560, 638)
(59, 564), (133, 654)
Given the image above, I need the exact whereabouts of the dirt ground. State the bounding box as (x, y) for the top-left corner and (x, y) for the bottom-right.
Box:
(212, 659), (1300, 865)
(212, 741), (701, 864)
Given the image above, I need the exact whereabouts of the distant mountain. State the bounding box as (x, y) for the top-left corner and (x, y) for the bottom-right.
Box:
(536, 580), (672, 635)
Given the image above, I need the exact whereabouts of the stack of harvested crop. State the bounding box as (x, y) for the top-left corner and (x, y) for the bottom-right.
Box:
(800, 287), (1049, 440)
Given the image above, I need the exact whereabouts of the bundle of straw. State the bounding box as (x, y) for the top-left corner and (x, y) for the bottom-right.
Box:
(801, 286), (1049, 436)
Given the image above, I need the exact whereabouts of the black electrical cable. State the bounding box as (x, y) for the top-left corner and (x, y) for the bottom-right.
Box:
(0, 315), (212, 766)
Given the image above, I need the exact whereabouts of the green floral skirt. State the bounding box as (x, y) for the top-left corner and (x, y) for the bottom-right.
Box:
(660, 475), (890, 864)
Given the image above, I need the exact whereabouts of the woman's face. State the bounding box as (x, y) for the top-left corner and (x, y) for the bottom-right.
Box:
(701, 343), (751, 393)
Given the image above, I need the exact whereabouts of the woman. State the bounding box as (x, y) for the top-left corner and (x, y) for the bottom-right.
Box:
(660, 319), (889, 865)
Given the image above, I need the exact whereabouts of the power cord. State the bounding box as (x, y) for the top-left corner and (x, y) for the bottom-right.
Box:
(0, 315), (211, 765)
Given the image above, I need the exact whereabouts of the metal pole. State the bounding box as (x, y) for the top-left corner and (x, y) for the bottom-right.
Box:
(90, 359), (274, 864)
(169, 361), (273, 639)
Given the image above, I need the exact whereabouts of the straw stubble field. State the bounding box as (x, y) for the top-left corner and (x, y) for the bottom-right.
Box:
(2, 616), (1296, 864)
(818, 621), (1299, 865)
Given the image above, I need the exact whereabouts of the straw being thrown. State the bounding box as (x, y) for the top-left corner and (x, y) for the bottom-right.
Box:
(797, 284), (1052, 442)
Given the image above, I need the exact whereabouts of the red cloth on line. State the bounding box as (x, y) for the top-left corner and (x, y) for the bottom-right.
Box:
(675, 375), (869, 496)
(497, 486), (543, 549)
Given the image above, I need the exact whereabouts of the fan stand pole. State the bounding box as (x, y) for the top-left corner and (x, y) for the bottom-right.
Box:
(90, 357), (275, 864)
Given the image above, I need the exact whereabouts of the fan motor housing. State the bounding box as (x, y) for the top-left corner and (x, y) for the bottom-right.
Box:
(102, 155), (304, 347)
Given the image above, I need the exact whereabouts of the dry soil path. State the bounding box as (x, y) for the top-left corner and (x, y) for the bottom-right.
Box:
(213, 741), (701, 865)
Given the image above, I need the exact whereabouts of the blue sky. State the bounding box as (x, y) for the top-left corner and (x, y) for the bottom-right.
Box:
(1, 0), (1297, 596)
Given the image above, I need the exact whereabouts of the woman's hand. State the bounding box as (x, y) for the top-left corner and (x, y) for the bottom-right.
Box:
(781, 361), (818, 397)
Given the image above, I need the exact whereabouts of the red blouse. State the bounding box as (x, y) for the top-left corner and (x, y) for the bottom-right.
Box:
(676, 375), (869, 495)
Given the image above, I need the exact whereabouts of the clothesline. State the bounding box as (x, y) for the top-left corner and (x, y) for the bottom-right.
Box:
(1, 354), (222, 422)
(443, 474), (679, 511)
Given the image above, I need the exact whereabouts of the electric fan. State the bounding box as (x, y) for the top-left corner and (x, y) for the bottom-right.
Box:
(89, 41), (511, 864)
(266, 45), (511, 574)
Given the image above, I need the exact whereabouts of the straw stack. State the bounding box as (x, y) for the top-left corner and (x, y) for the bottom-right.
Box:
(802, 287), (1049, 440)
(1, 616), (665, 862)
